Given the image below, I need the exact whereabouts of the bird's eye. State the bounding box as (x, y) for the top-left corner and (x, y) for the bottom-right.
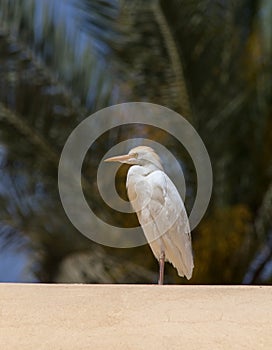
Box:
(133, 153), (138, 158)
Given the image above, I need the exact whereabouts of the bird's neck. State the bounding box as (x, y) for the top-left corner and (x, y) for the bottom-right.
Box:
(128, 162), (163, 178)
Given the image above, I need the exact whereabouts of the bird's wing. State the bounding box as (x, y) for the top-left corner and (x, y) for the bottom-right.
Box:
(130, 170), (194, 279)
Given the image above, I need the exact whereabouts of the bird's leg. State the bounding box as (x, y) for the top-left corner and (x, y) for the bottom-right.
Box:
(158, 251), (165, 285)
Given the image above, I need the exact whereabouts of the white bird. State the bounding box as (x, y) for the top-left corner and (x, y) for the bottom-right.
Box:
(105, 146), (194, 284)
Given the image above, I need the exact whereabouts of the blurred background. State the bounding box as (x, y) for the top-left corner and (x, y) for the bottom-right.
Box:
(0, 0), (271, 284)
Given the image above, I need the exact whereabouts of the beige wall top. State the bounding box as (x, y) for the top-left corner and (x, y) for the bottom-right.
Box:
(0, 284), (271, 350)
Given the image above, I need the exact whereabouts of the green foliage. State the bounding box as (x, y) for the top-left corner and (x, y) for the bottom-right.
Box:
(193, 205), (253, 283)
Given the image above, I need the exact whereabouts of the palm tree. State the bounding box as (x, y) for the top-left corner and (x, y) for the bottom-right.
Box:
(0, 0), (271, 283)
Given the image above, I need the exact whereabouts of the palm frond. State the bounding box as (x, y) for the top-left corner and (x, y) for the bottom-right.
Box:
(152, 0), (192, 119)
(0, 0), (121, 110)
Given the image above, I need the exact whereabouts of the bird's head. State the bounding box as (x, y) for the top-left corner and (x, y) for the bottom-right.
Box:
(104, 146), (163, 170)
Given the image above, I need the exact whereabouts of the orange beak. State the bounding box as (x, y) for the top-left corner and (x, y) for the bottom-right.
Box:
(104, 153), (132, 163)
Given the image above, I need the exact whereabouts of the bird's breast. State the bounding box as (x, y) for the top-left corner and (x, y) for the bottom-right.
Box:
(126, 167), (167, 215)
(126, 167), (153, 213)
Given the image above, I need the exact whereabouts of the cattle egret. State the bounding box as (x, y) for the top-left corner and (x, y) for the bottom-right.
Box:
(105, 146), (194, 284)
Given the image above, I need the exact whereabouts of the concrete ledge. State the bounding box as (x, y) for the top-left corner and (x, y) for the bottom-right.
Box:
(0, 284), (271, 349)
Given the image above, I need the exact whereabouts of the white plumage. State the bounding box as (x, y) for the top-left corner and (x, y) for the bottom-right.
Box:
(105, 146), (194, 283)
